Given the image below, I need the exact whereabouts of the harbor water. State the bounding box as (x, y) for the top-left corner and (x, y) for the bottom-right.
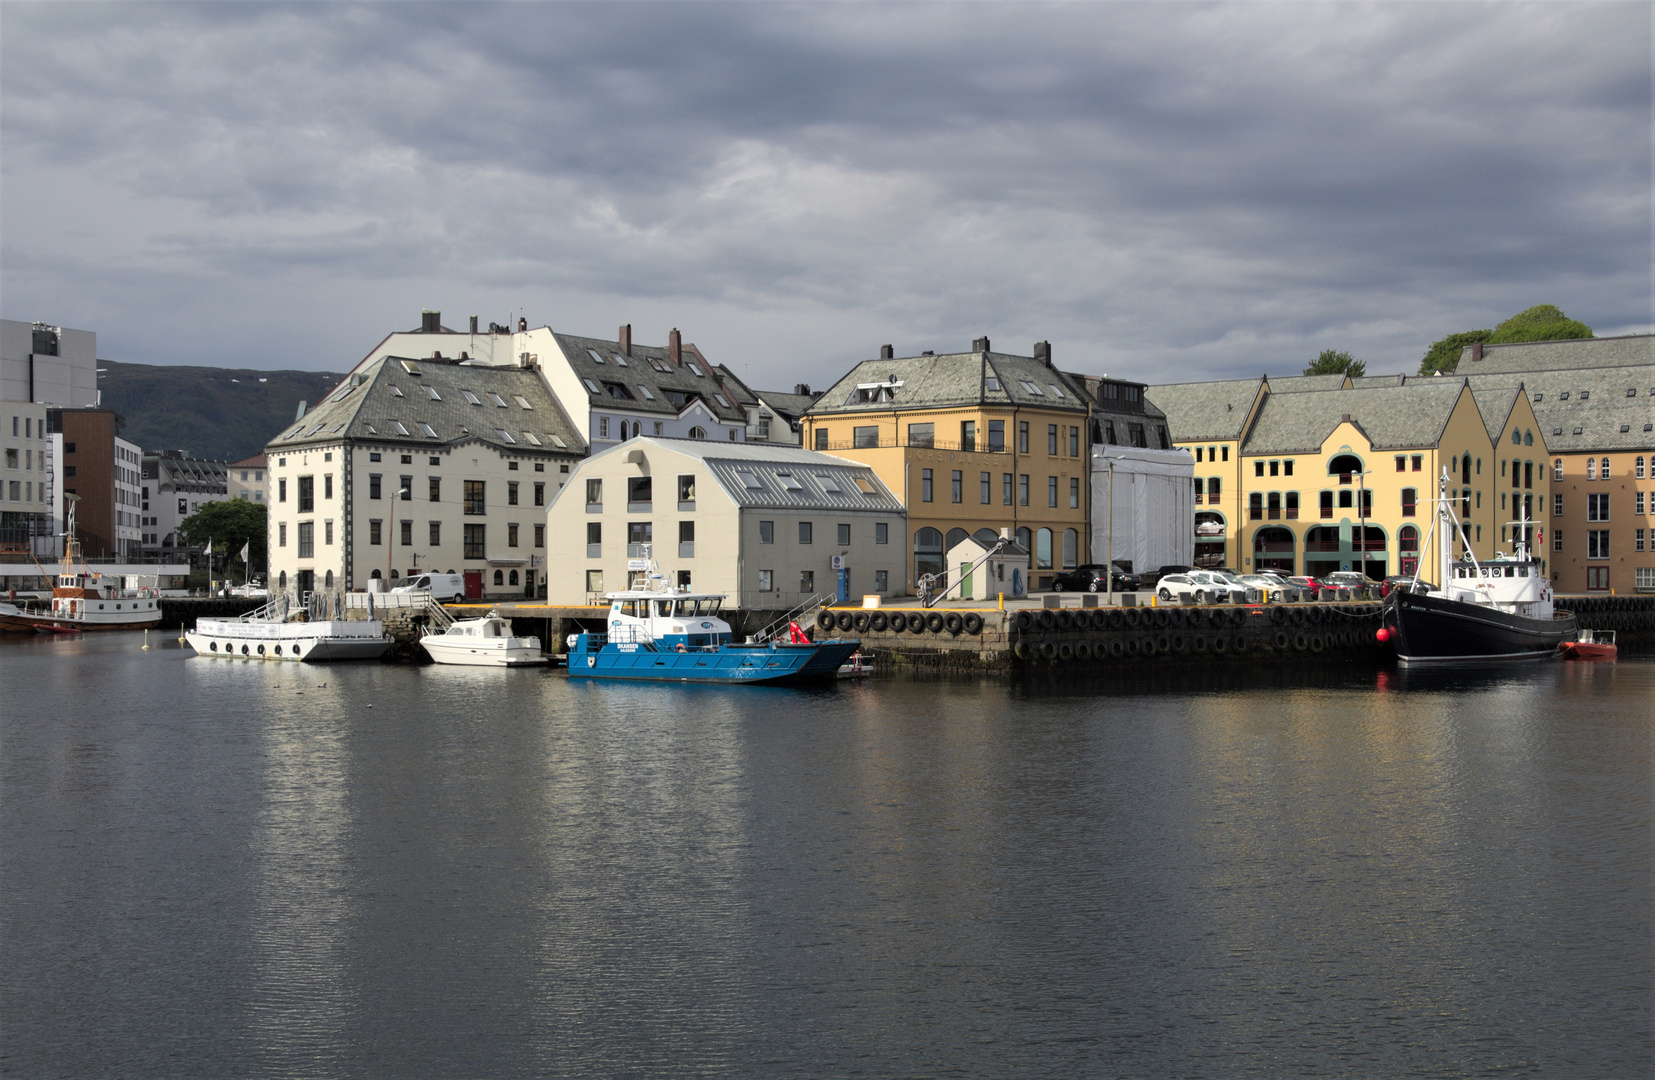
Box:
(2, 632), (1650, 1077)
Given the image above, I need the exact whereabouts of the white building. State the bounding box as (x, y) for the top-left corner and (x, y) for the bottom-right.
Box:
(1091, 443), (1195, 576)
(2, 320), (99, 559)
(546, 438), (907, 609)
(230, 453), (269, 504)
(140, 451), (231, 554)
(1, 319), (98, 409)
(2, 400), (53, 559)
(266, 351), (585, 600)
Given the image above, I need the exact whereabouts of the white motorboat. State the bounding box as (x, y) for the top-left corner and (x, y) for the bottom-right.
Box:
(421, 611), (547, 666)
(186, 592), (393, 662)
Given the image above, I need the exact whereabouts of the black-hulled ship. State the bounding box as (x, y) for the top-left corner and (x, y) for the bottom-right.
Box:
(1384, 474), (1574, 664)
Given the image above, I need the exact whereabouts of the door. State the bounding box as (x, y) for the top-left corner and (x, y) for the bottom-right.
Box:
(296, 569), (315, 597)
(836, 568), (849, 604)
(464, 571), (483, 600)
(959, 561), (974, 600)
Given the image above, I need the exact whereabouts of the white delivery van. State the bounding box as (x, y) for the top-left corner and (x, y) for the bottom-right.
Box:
(391, 572), (466, 602)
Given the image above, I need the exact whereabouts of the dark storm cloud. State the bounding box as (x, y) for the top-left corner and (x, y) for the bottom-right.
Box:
(1, 2), (1649, 385)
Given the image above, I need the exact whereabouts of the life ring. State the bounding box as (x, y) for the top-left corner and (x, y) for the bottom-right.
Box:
(817, 610), (836, 630)
(1012, 610), (1033, 631)
(676, 643), (687, 652)
(1108, 638), (1126, 659)
(925, 612), (945, 634)
(963, 613), (984, 635)
(943, 613), (964, 635)
(1191, 634), (1207, 654)
(853, 613), (871, 633)
(870, 612), (889, 632)
(906, 612), (926, 633)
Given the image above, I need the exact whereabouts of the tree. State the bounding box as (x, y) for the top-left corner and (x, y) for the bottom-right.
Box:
(178, 499), (268, 577)
(1303, 349), (1366, 379)
(1418, 329), (1493, 376)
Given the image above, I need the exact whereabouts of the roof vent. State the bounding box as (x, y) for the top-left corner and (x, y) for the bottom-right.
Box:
(921, 350), (934, 356)
(421, 310), (441, 333)
(879, 344), (894, 359)
(973, 336), (991, 353)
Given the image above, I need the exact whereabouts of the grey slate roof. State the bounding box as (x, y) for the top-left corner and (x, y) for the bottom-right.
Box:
(1240, 380), (1468, 455)
(1350, 374), (1407, 389)
(266, 355), (585, 456)
(1456, 334), (1653, 374)
(1464, 365), (1655, 453)
(1144, 378), (1266, 441)
(1265, 373), (1351, 393)
(754, 389), (818, 420)
(1469, 384), (1523, 445)
(551, 332), (749, 423)
(1068, 374), (1167, 420)
(806, 350), (1089, 416)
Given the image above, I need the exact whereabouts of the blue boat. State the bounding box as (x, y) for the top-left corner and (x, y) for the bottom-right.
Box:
(566, 585), (860, 685)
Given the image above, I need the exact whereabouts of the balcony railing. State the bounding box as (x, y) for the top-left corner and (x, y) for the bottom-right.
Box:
(815, 438), (1010, 454)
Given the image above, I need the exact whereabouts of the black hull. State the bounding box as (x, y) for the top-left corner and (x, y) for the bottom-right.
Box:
(1391, 591), (1575, 664)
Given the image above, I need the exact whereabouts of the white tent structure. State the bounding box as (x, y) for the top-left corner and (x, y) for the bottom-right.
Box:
(1090, 444), (1194, 575)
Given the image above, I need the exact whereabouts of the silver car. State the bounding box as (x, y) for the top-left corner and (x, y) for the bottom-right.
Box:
(1156, 571), (1248, 604)
(1239, 574), (1291, 602)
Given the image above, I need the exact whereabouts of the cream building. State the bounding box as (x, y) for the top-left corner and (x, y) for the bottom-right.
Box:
(546, 438), (906, 609)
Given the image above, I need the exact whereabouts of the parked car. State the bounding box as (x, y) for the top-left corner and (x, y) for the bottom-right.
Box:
(390, 571), (467, 602)
(1238, 574), (1292, 602)
(1052, 563), (1140, 593)
(1285, 575), (1324, 598)
(1156, 570), (1249, 604)
(1315, 571), (1380, 599)
(1139, 564), (1192, 590)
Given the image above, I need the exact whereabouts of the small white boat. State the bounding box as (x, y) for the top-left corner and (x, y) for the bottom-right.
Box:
(421, 611), (547, 666)
(187, 593), (393, 662)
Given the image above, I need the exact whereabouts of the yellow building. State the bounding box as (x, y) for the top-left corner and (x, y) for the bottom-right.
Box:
(1149, 374), (1545, 582)
(802, 339), (1101, 590)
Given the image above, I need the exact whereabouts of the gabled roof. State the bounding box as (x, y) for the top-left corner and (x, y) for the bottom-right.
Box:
(229, 453), (268, 469)
(565, 436), (904, 514)
(1240, 380), (1468, 455)
(550, 333), (748, 423)
(1144, 378), (1266, 442)
(1266, 373), (1351, 393)
(1464, 365), (1655, 453)
(1456, 333), (1653, 374)
(266, 356), (585, 455)
(1468, 383), (1524, 445)
(1350, 374), (1407, 389)
(806, 350), (1088, 416)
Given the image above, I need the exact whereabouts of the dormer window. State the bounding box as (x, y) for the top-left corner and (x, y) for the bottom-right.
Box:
(986, 376), (1001, 391)
(1533, 394), (1543, 402)
(1578, 391), (1589, 400)
(850, 380), (901, 404)
(1560, 392), (1570, 400)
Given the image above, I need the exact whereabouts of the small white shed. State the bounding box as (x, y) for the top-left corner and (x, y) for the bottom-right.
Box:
(943, 533), (1031, 601)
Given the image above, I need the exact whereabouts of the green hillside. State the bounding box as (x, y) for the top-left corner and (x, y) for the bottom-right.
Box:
(97, 359), (346, 462)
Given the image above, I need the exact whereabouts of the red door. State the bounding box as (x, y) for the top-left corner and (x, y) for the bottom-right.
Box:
(464, 571), (483, 600)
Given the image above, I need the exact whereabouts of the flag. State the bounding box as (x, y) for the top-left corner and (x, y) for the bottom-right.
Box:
(239, 540), (250, 562)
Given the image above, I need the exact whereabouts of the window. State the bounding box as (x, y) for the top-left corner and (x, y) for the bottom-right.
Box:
(799, 521), (813, 544)
(1249, 492), (1263, 521)
(1019, 474), (1029, 506)
(1588, 530), (1610, 560)
(1255, 461), (1265, 477)
(1048, 476), (1058, 508)
(1554, 530), (1564, 552)
(1636, 529), (1645, 553)
(759, 520), (774, 544)
(585, 479), (603, 507)
(875, 522), (888, 544)
(586, 569), (604, 594)
(1208, 477), (1221, 500)
(1069, 427), (1080, 457)
(1062, 528), (1078, 569)
(464, 480), (486, 515)
(1638, 493), (1647, 516)
(399, 475), (413, 502)
(1285, 492), (1299, 520)
(508, 523), (519, 548)
(278, 522), (287, 547)
(1601, 457), (1611, 478)
(533, 482), (545, 507)
(907, 423), (935, 448)
(1047, 425), (1058, 455)
(1018, 422), (1029, 454)
(627, 522), (653, 548)
(961, 421), (976, 451)
(1402, 488), (1416, 517)
(837, 523), (851, 546)
(402, 520), (413, 546)
(1003, 474), (1013, 505)
(853, 425), (879, 449)
(988, 420), (1005, 452)
(1194, 478), (1204, 504)
(297, 521), (314, 559)
(921, 468), (933, 502)
(1036, 527), (1053, 570)
(1588, 493), (1609, 522)
(430, 521), (441, 546)
(1411, 455), (1421, 472)
(428, 476), (441, 502)
(323, 474), (333, 499)
(758, 569), (773, 592)
(981, 472), (992, 504)
(535, 524), (545, 548)
(324, 520), (334, 546)
(1554, 493), (1565, 516)
(1636, 456), (1646, 480)
(1395, 456), (1405, 472)
(1555, 459), (1564, 481)
(1320, 491), (1334, 519)
(1070, 477), (1080, 509)
(875, 569), (889, 592)
(800, 570), (815, 593)
(368, 519), (382, 545)
(297, 475), (314, 513)
(508, 481), (519, 506)
(951, 470), (963, 503)
(815, 428), (829, 450)
(464, 524), (485, 559)
(689, 427), (706, 440)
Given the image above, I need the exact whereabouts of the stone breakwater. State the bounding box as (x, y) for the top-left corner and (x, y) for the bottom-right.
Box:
(822, 595), (1655, 672)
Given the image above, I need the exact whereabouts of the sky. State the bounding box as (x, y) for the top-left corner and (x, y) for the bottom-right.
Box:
(2, 1), (1650, 389)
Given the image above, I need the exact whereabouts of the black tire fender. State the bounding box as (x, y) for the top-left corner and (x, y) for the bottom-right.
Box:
(943, 613), (964, 635)
(1156, 633), (1172, 654)
(1012, 610), (1033, 631)
(1192, 633), (1208, 653)
(906, 612), (926, 633)
(1058, 642), (1074, 661)
(1274, 630), (1291, 650)
(836, 611), (855, 632)
(1040, 641), (1059, 660)
(1232, 635), (1248, 654)
(853, 613), (870, 633)
(1211, 634), (1228, 655)
(1037, 610), (1056, 631)
(1123, 608), (1142, 629)
(817, 609), (836, 630)
(870, 612), (889, 632)
(963, 613), (984, 635)
(1139, 636), (1156, 657)
(1294, 631), (1309, 651)
(925, 612), (945, 633)
(1309, 633), (1326, 653)
(1108, 637), (1126, 659)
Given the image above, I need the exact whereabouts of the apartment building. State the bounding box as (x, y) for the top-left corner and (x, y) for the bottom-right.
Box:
(48, 409), (143, 560)
(230, 453), (269, 504)
(140, 451), (231, 554)
(2, 400), (53, 560)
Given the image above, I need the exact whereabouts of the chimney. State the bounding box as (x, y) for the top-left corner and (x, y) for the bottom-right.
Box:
(973, 335), (991, 353)
(668, 328), (682, 365)
(1341, 413), (1351, 423)
(618, 324), (631, 355)
(794, 383), (812, 396)
(518, 317), (527, 332)
(421, 310), (441, 333)
(1471, 341), (1483, 362)
(469, 315), (478, 333)
(879, 344), (894, 359)
(921, 350), (934, 356)
(1033, 340), (1051, 366)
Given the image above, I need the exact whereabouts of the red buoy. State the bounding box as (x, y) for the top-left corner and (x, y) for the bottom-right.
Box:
(1376, 627), (1390, 643)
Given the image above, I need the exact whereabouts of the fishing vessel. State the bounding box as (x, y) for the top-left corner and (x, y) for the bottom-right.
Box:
(186, 592), (393, 662)
(1559, 628), (1617, 661)
(421, 611), (547, 666)
(0, 500), (163, 633)
(565, 553), (859, 685)
(1384, 473), (1574, 664)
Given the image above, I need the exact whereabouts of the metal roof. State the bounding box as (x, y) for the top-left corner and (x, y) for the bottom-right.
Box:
(265, 356), (586, 456)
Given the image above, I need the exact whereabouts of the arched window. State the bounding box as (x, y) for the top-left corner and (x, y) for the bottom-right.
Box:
(389, 569), (399, 580)
(1587, 458), (1596, 480)
(973, 527), (1000, 546)
(324, 569), (334, 589)
(279, 571), (288, 589)
(1511, 428), (1521, 445)
(1036, 527), (1053, 570)
(1399, 525), (1419, 552)
(370, 568), (381, 579)
(1462, 453), (1472, 485)
(1600, 456), (1610, 478)
(1253, 526), (1294, 573)
(1061, 528), (1078, 569)
(1015, 526), (1032, 558)
(446, 569), (456, 575)
(1554, 459), (1564, 481)
(1523, 429), (1533, 446)
(1328, 453), (1362, 478)
(509, 569), (519, 586)
(945, 527), (970, 553)
(491, 569), (502, 585)
(689, 426), (706, 439)
(913, 527), (944, 581)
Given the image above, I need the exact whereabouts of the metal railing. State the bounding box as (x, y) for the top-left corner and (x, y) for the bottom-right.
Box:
(755, 592), (834, 642)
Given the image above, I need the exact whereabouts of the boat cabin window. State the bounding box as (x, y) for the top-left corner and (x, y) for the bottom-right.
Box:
(655, 600), (673, 617)
(614, 600), (642, 618)
(698, 598), (722, 615)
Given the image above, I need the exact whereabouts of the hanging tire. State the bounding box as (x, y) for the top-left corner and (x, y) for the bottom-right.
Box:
(870, 612), (889, 632)
(1108, 638), (1126, 659)
(1058, 642), (1074, 661)
(1123, 609), (1142, 629)
(944, 613), (964, 635)
(1171, 633), (1187, 654)
(1309, 633), (1325, 653)
(1230, 609), (1246, 628)
(1013, 640), (1029, 659)
(1156, 633), (1172, 654)
(1192, 633), (1208, 654)
(1232, 635), (1248, 655)
(1037, 610), (1055, 631)
(1053, 610), (1071, 632)
(887, 612), (904, 634)
(1040, 641), (1059, 660)
(1270, 606), (1287, 625)
(1290, 608), (1306, 626)
(907, 612), (926, 633)
(1294, 631), (1309, 651)
(836, 611), (855, 632)
(1073, 641), (1092, 661)
(1106, 609), (1124, 630)
(1090, 609), (1111, 631)
(1124, 638), (1141, 657)
(817, 610), (835, 630)
(853, 613), (870, 633)
(1211, 635), (1228, 655)
(963, 613), (984, 634)
(1274, 630), (1291, 650)
(926, 612), (946, 633)
(1140, 636), (1157, 657)
(1013, 610), (1033, 631)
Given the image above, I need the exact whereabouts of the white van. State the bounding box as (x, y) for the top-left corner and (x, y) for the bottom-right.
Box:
(391, 572), (466, 603)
